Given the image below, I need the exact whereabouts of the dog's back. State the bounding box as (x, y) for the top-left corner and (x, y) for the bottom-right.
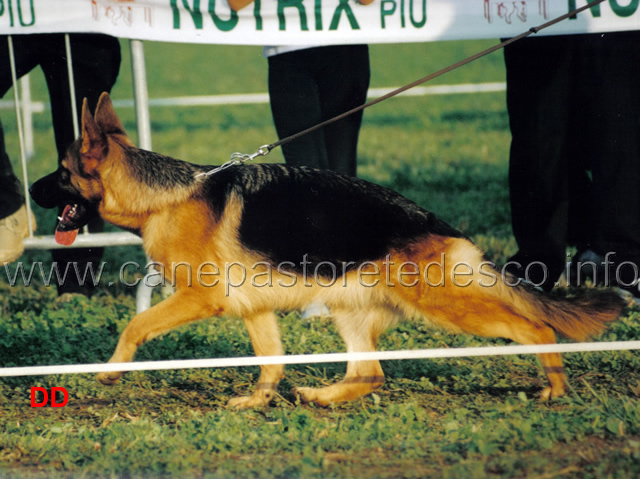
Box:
(200, 163), (465, 274)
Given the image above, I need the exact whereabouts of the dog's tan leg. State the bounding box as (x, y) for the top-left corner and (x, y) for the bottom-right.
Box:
(489, 313), (568, 399)
(487, 319), (568, 400)
(96, 290), (211, 385)
(425, 296), (568, 400)
(537, 352), (568, 400)
(228, 311), (284, 409)
(292, 308), (389, 406)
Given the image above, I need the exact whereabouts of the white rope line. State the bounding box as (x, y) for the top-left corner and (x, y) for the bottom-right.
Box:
(2, 340), (639, 378)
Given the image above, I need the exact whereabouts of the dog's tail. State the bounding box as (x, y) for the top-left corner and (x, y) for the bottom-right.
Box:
(393, 236), (626, 342)
(508, 284), (626, 341)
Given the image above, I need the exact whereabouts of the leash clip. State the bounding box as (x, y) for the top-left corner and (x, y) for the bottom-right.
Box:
(231, 144), (271, 164)
(195, 144), (271, 178)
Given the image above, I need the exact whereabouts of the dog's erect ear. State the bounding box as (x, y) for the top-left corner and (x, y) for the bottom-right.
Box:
(80, 97), (106, 175)
(94, 92), (126, 136)
(80, 93), (126, 175)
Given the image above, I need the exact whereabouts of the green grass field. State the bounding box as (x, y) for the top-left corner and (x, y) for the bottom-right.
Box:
(1, 40), (639, 478)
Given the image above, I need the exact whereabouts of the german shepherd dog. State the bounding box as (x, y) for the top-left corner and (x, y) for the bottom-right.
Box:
(31, 93), (624, 408)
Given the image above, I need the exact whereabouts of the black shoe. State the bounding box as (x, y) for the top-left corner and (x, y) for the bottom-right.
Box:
(567, 249), (607, 287)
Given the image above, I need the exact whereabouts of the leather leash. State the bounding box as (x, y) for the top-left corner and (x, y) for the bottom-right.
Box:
(197, 0), (606, 177)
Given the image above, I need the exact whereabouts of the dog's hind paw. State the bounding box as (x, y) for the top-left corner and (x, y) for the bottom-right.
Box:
(96, 371), (123, 385)
(291, 386), (331, 407)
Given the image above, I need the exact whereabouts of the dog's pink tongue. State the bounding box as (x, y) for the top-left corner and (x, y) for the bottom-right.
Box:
(55, 228), (78, 246)
(55, 205), (79, 246)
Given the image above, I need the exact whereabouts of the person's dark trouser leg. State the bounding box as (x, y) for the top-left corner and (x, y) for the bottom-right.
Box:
(583, 32), (640, 291)
(504, 36), (578, 290)
(317, 45), (370, 177)
(0, 36), (43, 219)
(42, 34), (121, 162)
(268, 49), (329, 170)
(0, 122), (24, 219)
(268, 45), (369, 177)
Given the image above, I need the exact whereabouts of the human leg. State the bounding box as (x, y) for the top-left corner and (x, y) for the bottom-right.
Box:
(0, 36), (42, 262)
(581, 32), (640, 293)
(316, 45), (370, 177)
(268, 48), (329, 170)
(503, 36), (578, 290)
(0, 34), (47, 218)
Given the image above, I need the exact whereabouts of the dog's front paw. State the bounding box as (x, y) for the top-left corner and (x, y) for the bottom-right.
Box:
(227, 394), (272, 409)
(539, 384), (567, 401)
(96, 371), (123, 385)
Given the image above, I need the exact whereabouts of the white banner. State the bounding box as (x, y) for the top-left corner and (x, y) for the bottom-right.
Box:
(0, 0), (638, 45)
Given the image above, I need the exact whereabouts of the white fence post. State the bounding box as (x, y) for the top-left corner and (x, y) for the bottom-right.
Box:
(19, 75), (34, 160)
